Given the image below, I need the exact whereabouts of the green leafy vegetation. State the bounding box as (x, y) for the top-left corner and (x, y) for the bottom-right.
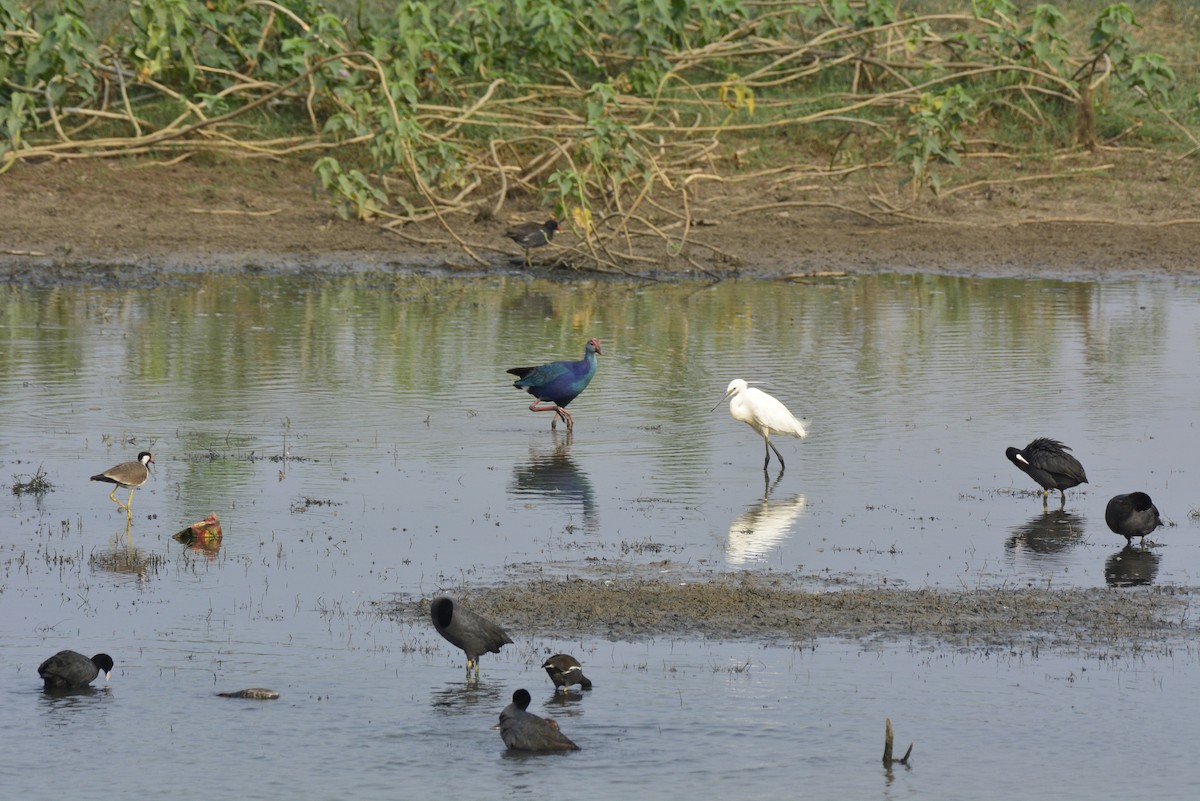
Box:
(1, 1), (1195, 269)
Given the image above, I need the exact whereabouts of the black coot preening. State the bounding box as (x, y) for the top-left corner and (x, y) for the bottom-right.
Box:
(499, 689), (580, 752)
(504, 219), (559, 266)
(542, 654), (592, 693)
(38, 650), (114, 690)
(1005, 438), (1087, 505)
(508, 339), (601, 431)
(430, 596), (512, 676)
(1105, 492), (1164, 545)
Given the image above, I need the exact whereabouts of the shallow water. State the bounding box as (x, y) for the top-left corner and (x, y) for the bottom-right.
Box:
(2, 272), (1200, 798)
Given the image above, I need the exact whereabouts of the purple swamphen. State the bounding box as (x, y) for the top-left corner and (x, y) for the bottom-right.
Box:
(508, 338), (601, 431)
(504, 219), (559, 266)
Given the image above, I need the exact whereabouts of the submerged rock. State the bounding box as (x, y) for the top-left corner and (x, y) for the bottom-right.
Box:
(217, 688), (280, 700)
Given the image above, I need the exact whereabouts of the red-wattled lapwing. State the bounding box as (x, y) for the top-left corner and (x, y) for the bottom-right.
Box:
(90, 451), (154, 516)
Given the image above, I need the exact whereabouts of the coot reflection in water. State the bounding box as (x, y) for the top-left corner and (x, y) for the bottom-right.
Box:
(1005, 509), (1085, 556)
(1105, 546), (1161, 587)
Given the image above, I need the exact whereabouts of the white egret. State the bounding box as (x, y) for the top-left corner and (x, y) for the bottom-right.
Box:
(713, 378), (807, 472)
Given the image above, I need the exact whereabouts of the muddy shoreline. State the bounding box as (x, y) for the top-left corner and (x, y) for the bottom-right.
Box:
(5, 159), (1200, 283)
(384, 570), (1199, 658)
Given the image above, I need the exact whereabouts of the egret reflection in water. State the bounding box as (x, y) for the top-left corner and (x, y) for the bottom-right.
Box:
(509, 432), (598, 534)
(1104, 545), (1161, 587)
(726, 475), (807, 565)
(1005, 509), (1086, 557)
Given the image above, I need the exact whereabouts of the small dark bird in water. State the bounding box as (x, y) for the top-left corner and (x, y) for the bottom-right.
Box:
(91, 451), (154, 516)
(430, 596), (512, 676)
(1105, 492), (1164, 545)
(508, 339), (601, 431)
(499, 689), (580, 752)
(38, 650), (114, 690)
(504, 219), (559, 266)
(1005, 438), (1087, 505)
(542, 654), (592, 692)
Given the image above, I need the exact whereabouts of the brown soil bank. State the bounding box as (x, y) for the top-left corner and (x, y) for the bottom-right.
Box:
(3, 154), (1200, 280)
(385, 572), (1197, 657)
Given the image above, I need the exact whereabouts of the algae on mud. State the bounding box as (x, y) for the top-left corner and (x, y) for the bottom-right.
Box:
(386, 570), (1198, 658)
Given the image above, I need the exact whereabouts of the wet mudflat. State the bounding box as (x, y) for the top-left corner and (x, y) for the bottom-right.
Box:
(2, 271), (1200, 799)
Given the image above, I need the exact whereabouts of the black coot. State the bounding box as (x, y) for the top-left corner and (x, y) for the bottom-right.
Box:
(499, 689), (580, 752)
(1105, 492), (1163, 545)
(430, 596), (512, 675)
(38, 650), (114, 689)
(1005, 438), (1088, 504)
(542, 654), (592, 692)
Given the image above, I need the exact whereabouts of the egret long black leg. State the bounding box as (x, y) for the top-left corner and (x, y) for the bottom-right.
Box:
(767, 439), (786, 472)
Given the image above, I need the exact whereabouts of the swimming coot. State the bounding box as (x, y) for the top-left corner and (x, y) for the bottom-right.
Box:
(38, 650), (114, 690)
(499, 689), (580, 752)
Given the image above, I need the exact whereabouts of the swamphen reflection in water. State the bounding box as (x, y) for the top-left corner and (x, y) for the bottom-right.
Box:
(431, 596), (513, 676)
(1105, 492), (1164, 545)
(1005, 438), (1088, 506)
(499, 689), (580, 752)
(713, 379), (807, 472)
(504, 219), (559, 266)
(38, 650), (114, 690)
(508, 339), (601, 431)
(542, 654), (592, 693)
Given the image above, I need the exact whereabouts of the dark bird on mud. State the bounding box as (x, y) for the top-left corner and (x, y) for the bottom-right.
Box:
(508, 339), (601, 431)
(542, 654), (592, 693)
(91, 451), (154, 516)
(1105, 492), (1164, 545)
(499, 689), (580, 752)
(430, 596), (513, 676)
(1005, 438), (1087, 505)
(38, 650), (114, 690)
(504, 219), (559, 266)
(713, 379), (807, 472)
